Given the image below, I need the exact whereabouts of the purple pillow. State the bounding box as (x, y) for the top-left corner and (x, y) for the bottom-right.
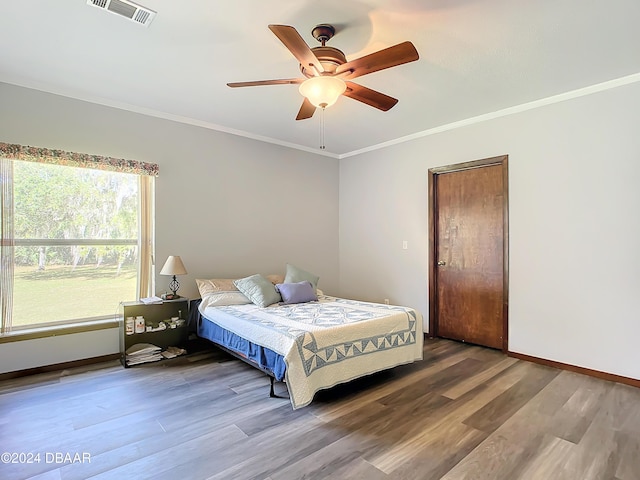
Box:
(275, 281), (318, 304)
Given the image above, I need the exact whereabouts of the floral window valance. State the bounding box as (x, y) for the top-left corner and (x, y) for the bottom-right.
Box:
(0, 142), (159, 176)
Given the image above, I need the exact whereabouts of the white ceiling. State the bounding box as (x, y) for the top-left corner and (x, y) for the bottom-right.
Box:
(1, 0), (639, 157)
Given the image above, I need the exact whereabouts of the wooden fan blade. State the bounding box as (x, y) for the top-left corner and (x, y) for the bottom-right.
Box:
(268, 24), (324, 75)
(343, 82), (399, 111)
(296, 98), (316, 120)
(336, 41), (419, 80)
(227, 78), (304, 88)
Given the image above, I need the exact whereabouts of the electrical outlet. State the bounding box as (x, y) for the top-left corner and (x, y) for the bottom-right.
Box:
(402, 240), (408, 250)
(384, 298), (390, 305)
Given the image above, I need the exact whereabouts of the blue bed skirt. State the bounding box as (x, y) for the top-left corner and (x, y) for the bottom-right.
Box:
(195, 303), (286, 381)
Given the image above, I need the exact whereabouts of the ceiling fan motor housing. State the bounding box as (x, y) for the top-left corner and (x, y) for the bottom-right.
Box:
(300, 46), (347, 77)
(298, 24), (346, 77)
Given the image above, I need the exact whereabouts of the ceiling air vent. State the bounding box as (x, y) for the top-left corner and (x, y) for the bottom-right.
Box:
(87, 0), (156, 27)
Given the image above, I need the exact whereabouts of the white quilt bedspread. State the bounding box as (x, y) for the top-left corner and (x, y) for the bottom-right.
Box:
(201, 295), (423, 409)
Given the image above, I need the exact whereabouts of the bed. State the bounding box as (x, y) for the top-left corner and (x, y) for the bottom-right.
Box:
(194, 268), (423, 409)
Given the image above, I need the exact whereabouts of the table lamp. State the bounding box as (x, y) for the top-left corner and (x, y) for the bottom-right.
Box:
(160, 255), (187, 300)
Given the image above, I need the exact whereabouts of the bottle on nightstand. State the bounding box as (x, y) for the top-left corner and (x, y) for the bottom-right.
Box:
(134, 316), (145, 334)
(125, 317), (135, 335)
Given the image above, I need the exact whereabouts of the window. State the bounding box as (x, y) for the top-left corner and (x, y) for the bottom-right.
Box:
(1, 143), (158, 334)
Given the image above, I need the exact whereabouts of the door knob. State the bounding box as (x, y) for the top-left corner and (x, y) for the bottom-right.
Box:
(437, 260), (446, 266)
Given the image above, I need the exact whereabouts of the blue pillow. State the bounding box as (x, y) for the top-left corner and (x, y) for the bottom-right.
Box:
(276, 281), (318, 304)
(234, 274), (281, 307)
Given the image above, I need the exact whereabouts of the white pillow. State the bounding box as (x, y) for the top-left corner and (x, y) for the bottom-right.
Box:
(196, 278), (251, 310)
(199, 291), (251, 310)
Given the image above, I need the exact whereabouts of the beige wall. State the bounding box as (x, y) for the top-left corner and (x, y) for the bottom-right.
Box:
(339, 81), (640, 380)
(0, 82), (339, 373)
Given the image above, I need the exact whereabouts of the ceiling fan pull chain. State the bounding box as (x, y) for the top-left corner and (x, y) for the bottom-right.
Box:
(320, 107), (326, 150)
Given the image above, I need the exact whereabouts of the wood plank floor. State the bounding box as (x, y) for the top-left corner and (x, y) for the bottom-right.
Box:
(1, 338), (639, 480)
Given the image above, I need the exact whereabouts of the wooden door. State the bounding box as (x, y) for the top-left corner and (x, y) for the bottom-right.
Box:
(429, 157), (508, 350)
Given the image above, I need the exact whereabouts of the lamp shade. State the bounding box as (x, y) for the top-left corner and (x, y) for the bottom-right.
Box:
(298, 76), (346, 108)
(159, 256), (188, 276)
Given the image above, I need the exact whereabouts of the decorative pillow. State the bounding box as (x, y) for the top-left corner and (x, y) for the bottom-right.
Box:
(284, 263), (319, 291)
(234, 274), (282, 308)
(196, 278), (251, 309)
(276, 281), (318, 304)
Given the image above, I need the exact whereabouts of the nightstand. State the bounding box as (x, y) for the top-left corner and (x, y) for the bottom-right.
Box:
(119, 298), (189, 367)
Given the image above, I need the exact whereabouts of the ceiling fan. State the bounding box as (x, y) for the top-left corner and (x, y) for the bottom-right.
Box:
(227, 24), (419, 120)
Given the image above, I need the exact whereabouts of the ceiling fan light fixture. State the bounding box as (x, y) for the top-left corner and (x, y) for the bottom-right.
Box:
(299, 76), (346, 108)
